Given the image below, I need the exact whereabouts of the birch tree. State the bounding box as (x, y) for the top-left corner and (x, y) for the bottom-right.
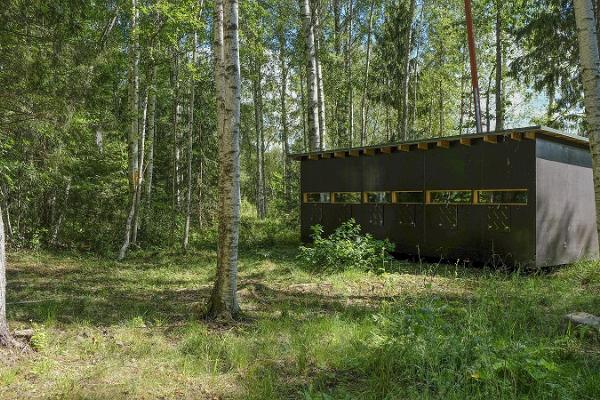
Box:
(574, 0), (600, 241)
(184, 0), (205, 250)
(119, 0), (141, 261)
(0, 205), (24, 349)
(300, 0), (321, 151)
(400, 0), (416, 140)
(206, 0), (241, 319)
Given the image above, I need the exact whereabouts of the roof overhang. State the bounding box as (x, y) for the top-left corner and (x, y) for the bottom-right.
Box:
(290, 126), (589, 161)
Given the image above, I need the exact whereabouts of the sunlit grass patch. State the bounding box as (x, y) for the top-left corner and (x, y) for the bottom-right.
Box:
(1, 245), (599, 399)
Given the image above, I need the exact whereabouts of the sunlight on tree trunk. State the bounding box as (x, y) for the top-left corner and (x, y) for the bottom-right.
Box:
(574, 0), (600, 243)
(206, 0), (241, 319)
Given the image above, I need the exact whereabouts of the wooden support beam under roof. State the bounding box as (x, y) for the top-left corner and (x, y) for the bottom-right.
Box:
(460, 138), (472, 146)
(398, 144), (411, 152)
(349, 149), (360, 157)
(334, 151), (346, 159)
(524, 132), (536, 140)
(418, 143), (429, 151)
(437, 140), (450, 149)
(484, 135), (498, 144)
(364, 148), (376, 156)
(381, 146), (393, 154)
(511, 132), (522, 141)
(308, 154), (319, 160)
(322, 152), (332, 159)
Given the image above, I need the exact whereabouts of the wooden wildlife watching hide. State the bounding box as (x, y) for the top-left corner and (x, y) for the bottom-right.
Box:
(292, 127), (600, 267)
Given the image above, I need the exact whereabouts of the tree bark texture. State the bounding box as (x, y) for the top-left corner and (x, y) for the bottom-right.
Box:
(574, 0), (600, 244)
(119, 0), (140, 260)
(206, 0), (241, 319)
(400, 0), (416, 140)
(495, 0), (504, 131)
(300, 0), (321, 151)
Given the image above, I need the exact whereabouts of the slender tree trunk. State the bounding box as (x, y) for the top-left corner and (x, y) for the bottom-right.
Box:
(171, 50), (180, 244)
(346, 0), (355, 147)
(300, 71), (308, 152)
(401, 0), (416, 140)
(313, 2), (327, 150)
(119, 0), (140, 260)
(206, 0), (241, 319)
(184, 32), (198, 251)
(300, 0), (320, 151)
(145, 59), (157, 221)
(252, 60), (266, 219)
(360, 0), (375, 146)
(0, 205), (21, 348)
(132, 89), (148, 244)
(495, 0), (504, 131)
(333, 0), (342, 144)
(51, 179), (71, 246)
(574, 0), (600, 242)
(279, 32), (292, 207)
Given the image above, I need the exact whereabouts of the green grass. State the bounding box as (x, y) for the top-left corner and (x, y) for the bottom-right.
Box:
(1, 229), (599, 399)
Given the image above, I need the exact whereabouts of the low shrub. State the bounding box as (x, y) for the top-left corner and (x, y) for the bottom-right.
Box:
(298, 219), (395, 273)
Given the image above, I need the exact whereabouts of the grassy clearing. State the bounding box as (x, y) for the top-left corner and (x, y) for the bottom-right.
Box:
(1, 226), (599, 399)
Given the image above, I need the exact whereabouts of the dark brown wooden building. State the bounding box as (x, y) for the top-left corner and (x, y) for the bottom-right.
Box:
(292, 127), (599, 267)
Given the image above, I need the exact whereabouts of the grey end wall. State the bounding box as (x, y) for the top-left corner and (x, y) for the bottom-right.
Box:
(536, 138), (599, 266)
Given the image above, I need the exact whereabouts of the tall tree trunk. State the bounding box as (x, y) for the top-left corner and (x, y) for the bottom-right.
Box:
(300, 0), (320, 151)
(313, 2), (327, 149)
(119, 0), (140, 260)
(171, 50), (180, 244)
(252, 60), (266, 219)
(333, 0), (343, 145)
(346, 0), (355, 147)
(495, 0), (504, 131)
(132, 89), (148, 244)
(50, 179), (71, 246)
(206, 0), (241, 319)
(0, 205), (21, 348)
(300, 71), (308, 152)
(574, 0), (600, 242)
(279, 31), (292, 207)
(360, 0), (375, 146)
(183, 32), (199, 251)
(400, 0), (416, 140)
(145, 58), (157, 222)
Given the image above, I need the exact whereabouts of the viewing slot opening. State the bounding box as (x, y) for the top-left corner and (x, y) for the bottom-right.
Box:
(304, 193), (331, 203)
(332, 192), (362, 204)
(393, 191), (424, 204)
(477, 190), (528, 205)
(364, 192), (392, 204)
(427, 190), (473, 205)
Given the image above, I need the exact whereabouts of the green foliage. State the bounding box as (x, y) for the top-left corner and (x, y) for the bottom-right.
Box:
(298, 219), (395, 272)
(30, 323), (49, 352)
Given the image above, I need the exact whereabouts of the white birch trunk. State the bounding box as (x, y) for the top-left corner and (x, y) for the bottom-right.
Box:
(400, 0), (416, 140)
(575, 0), (600, 243)
(360, 0), (375, 146)
(145, 58), (157, 215)
(184, 30), (199, 251)
(313, 3), (327, 149)
(253, 60), (266, 220)
(300, 0), (321, 151)
(495, 0), (504, 131)
(346, 0), (355, 146)
(207, 0), (241, 319)
(119, 0), (140, 260)
(51, 179), (71, 246)
(0, 204), (11, 345)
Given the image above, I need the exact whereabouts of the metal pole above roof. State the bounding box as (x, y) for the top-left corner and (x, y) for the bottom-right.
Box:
(464, 0), (483, 134)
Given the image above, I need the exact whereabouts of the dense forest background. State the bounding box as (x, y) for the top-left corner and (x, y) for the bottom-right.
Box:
(0, 0), (591, 255)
